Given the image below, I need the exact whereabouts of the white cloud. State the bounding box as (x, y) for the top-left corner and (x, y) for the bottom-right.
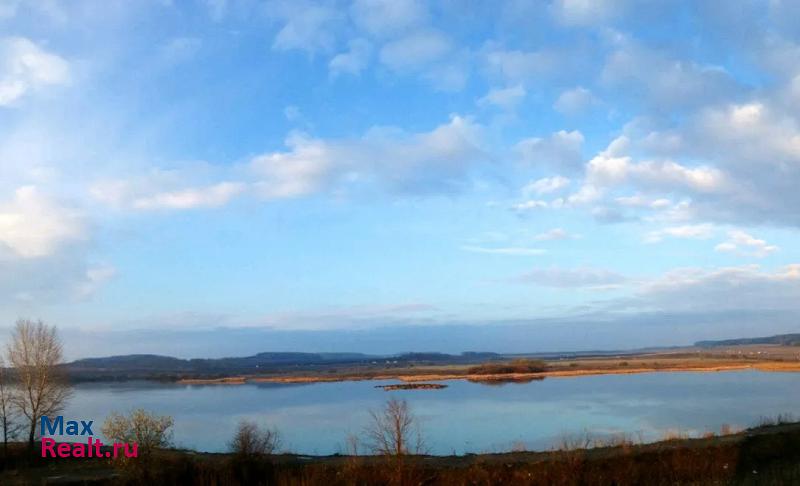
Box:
(523, 176), (570, 195)
(90, 166), (247, 211)
(0, 186), (85, 258)
(635, 264), (800, 312)
(692, 102), (800, 168)
(252, 115), (485, 198)
(350, 0), (427, 37)
(627, 100), (800, 226)
(550, 0), (625, 26)
(478, 84), (526, 109)
(516, 265), (627, 288)
(601, 38), (741, 110)
(461, 245), (546, 256)
(586, 139), (728, 193)
(553, 86), (594, 115)
(75, 264), (117, 299)
(714, 230), (779, 258)
(563, 136), (729, 213)
(483, 46), (561, 84)
(615, 195), (672, 210)
(0, 37), (69, 106)
(516, 130), (584, 171)
(379, 30), (452, 71)
(251, 132), (336, 198)
(377, 30), (468, 91)
(511, 199), (550, 212)
(644, 224), (715, 243)
(329, 38), (372, 77)
(269, 0), (342, 53)
(128, 182), (245, 210)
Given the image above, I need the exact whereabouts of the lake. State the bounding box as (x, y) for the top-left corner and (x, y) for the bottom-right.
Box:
(59, 370), (800, 455)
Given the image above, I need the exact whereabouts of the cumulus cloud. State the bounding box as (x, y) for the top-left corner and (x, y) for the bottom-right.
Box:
(350, 0), (427, 37)
(268, 0), (342, 53)
(0, 186), (85, 258)
(478, 84), (526, 109)
(516, 266), (627, 288)
(511, 199), (550, 212)
(644, 224), (715, 243)
(250, 132), (336, 198)
(556, 135), (730, 218)
(553, 86), (595, 115)
(482, 44), (586, 86)
(523, 176), (570, 195)
(91, 169), (246, 211)
(329, 38), (372, 77)
(601, 37), (743, 110)
(615, 194), (672, 210)
(516, 130), (584, 172)
(75, 264), (117, 299)
(251, 115), (485, 197)
(0, 252), (114, 306)
(379, 30), (452, 71)
(626, 101), (800, 226)
(714, 230), (779, 258)
(550, 0), (627, 26)
(127, 182), (245, 210)
(584, 137), (727, 193)
(0, 37), (69, 106)
(633, 265), (800, 312)
(377, 30), (468, 90)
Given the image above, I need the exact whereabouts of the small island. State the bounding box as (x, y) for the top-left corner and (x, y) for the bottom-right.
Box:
(376, 383), (448, 391)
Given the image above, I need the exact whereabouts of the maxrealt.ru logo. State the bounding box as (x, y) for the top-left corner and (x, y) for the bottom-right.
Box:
(40, 416), (138, 458)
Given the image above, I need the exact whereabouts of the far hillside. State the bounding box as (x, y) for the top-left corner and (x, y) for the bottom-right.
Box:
(696, 334), (800, 348)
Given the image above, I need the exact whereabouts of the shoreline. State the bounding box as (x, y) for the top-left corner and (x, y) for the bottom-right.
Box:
(176, 361), (800, 385)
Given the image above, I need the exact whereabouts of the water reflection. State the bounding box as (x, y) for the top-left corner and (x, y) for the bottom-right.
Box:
(59, 370), (800, 455)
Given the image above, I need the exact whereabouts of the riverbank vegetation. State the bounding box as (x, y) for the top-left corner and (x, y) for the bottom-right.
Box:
(468, 358), (548, 375)
(2, 416), (800, 485)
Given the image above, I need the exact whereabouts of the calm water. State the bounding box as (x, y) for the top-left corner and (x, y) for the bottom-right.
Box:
(60, 370), (800, 455)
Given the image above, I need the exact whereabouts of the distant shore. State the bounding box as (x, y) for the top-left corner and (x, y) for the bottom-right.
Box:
(177, 357), (800, 385)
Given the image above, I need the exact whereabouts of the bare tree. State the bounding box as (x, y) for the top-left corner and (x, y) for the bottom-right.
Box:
(228, 420), (281, 457)
(7, 319), (72, 447)
(365, 397), (426, 456)
(0, 357), (19, 453)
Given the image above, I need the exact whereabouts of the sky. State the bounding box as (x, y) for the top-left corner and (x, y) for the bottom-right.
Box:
(2, 0), (800, 359)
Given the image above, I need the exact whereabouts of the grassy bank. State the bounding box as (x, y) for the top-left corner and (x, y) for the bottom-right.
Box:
(3, 421), (800, 485)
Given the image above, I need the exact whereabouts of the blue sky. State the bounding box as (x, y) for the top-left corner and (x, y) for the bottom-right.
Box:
(2, 0), (800, 358)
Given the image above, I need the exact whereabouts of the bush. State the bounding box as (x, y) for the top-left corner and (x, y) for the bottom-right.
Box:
(102, 408), (174, 456)
(229, 420), (281, 457)
(468, 359), (548, 375)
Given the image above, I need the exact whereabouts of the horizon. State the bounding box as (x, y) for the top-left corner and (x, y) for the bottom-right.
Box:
(2, 1), (800, 359)
(52, 325), (793, 361)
